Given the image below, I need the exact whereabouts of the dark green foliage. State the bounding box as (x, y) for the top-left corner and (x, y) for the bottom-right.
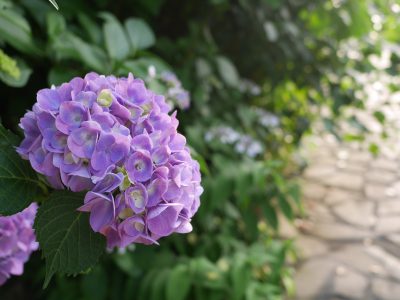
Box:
(0, 124), (43, 215)
(0, 0), (397, 299)
(34, 191), (106, 288)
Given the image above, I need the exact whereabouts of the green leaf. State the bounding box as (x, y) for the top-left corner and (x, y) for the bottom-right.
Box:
(124, 18), (155, 51)
(52, 32), (108, 72)
(166, 265), (191, 300)
(0, 123), (20, 146)
(0, 124), (42, 215)
(150, 269), (169, 300)
(0, 49), (20, 79)
(81, 266), (107, 300)
(34, 190), (106, 288)
(113, 252), (136, 277)
(262, 201), (278, 230)
(20, 0), (51, 27)
(262, 0), (282, 9)
(0, 0), (10, 9)
(71, 39), (108, 73)
(288, 183), (300, 206)
(282, 269), (295, 297)
(373, 111), (385, 125)
(48, 0), (59, 10)
(103, 15), (130, 60)
(188, 146), (210, 176)
(216, 56), (239, 87)
(0, 58), (32, 87)
(78, 13), (102, 44)
(211, 175), (232, 210)
(119, 56), (170, 78)
(118, 60), (148, 78)
(346, 0), (371, 37)
(48, 66), (81, 86)
(134, 0), (164, 16)
(0, 8), (41, 55)
(343, 133), (364, 142)
(138, 269), (158, 299)
(231, 255), (251, 300)
(46, 12), (66, 39)
(246, 282), (278, 300)
(369, 142), (379, 156)
(277, 194), (293, 220)
(191, 257), (225, 289)
(196, 58), (213, 78)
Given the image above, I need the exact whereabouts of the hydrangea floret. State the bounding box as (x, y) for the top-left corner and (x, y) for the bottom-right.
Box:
(17, 73), (203, 248)
(0, 203), (38, 285)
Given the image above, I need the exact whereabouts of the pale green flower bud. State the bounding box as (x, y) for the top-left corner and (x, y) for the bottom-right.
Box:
(97, 89), (113, 107)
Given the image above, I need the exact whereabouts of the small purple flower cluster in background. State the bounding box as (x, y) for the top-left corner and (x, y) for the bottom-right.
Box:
(254, 108), (280, 128)
(205, 125), (264, 158)
(0, 203), (38, 285)
(147, 66), (190, 110)
(17, 73), (202, 248)
(160, 71), (190, 110)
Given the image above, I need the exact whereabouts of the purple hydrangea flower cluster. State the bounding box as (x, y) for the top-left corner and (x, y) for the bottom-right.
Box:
(17, 73), (203, 248)
(0, 203), (38, 285)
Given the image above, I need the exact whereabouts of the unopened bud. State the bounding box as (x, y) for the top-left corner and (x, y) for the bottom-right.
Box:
(97, 89), (113, 107)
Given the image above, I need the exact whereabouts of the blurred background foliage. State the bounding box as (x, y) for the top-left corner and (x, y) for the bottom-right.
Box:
(1, 0), (399, 299)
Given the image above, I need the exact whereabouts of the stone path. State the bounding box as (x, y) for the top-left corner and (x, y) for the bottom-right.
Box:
(291, 135), (400, 300)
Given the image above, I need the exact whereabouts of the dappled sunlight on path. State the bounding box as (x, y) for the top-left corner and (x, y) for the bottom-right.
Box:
(293, 135), (400, 300)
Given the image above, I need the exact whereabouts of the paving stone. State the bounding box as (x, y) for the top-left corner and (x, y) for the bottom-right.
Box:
(295, 258), (336, 299)
(310, 222), (371, 241)
(389, 181), (400, 194)
(336, 149), (350, 160)
(365, 184), (397, 200)
(304, 164), (337, 180)
(311, 157), (338, 168)
(305, 141), (337, 158)
(328, 245), (387, 276)
(319, 172), (364, 191)
(375, 217), (400, 234)
(301, 181), (327, 201)
(366, 170), (397, 185)
(348, 150), (373, 163)
(303, 199), (336, 223)
(386, 233), (400, 246)
(370, 158), (399, 172)
(333, 201), (376, 228)
(372, 278), (400, 300)
(380, 148), (400, 161)
(324, 188), (362, 205)
(338, 161), (368, 174)
(296, 235), (329, 259)
(297, 136), (400, 300)
(305, 145), (336, 161)
(378, 200), (400, 216)
(333, 268), (368, 299)
(366, 245), (400, 280)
